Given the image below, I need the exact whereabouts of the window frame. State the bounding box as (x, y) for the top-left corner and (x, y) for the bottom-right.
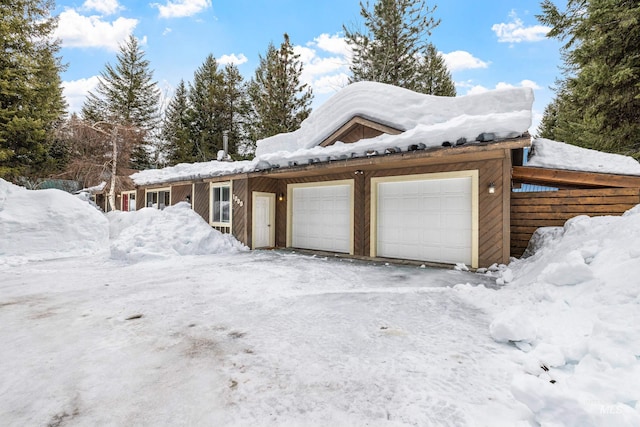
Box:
(145, 187), (171, 210)
(209, 182), (232, 229)
(121, 190), (137, 211)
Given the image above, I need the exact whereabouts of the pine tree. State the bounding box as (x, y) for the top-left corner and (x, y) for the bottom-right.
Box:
(162, 80), (193, 164)
(249, 33), (313, 140)
(344, 0), (454, 95)
(537, 0), (640, 158)
(0, 0), (66, 181)
(416, 43), (456, 96)
(187, 54), (225, 161)
(82, 35), (161, 169)
(220, 64), (252, 157)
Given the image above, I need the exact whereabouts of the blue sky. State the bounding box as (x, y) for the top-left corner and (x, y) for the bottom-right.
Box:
(54, 0), (562, 133)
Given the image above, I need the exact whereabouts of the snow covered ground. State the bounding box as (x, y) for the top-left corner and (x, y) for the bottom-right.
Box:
(1, 178), (639, 426)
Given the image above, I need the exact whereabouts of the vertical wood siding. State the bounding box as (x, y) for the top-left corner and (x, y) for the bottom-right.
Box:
(363, 157), (507, 266)
(170, 184), (192, 205)
(247, 177), (281, 248)
(193, 182), (209, 223)
(232, 178), (248, 246)
(270, 157), (507, 267)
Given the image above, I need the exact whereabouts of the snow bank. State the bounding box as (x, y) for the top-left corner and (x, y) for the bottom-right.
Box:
(528, 138), (640, 176)
(457, 206), (640, 426)
(0, 179), (109, 265)
(108, 202), (247, 262)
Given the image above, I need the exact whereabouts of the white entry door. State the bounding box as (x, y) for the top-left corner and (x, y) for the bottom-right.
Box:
(375, 176), (474, 265)
(290, 183), (352, 254)
(252, 193), (275, 248)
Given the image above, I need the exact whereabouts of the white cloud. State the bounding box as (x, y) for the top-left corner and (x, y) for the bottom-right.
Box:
(492, 10), (550, 43)
(81, 0), (122, 15)
(55, 9), (137, 51)
(496, 79), (541, 90)
(442, 51), (489, 72)
(152, 0), (211, 19)
(162, 27), (172, 36)
(295, 33), (351, 97)
(62, 76), (101, 113)
(462, 79), (542, 96)
(218, 53), (248, 65)
(312, 33), (351, 58)
(313, 73), (350, 95)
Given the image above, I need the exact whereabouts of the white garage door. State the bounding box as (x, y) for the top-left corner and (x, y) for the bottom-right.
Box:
(291, 184), (351, 253)
(376, 177), (473, 264)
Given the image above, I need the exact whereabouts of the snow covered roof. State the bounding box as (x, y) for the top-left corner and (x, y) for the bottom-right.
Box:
(527, 138), (640, 176)
(75, 181), (107, 194)
(132, 82), (534, 186)
(256, 81), (533, 156)
(131, 160), (258, 187)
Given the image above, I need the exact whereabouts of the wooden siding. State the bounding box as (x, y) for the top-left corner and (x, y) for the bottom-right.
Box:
(364, 156), (508, 267)
(136, 188), (145, 209)
(171, 184), (192, 205)
(267, 154), (509, 267)
(510, 187), (640, 257)
(247, 177), (282, 248)
(232, 178), (249, 246)
(513, 166), (640, 188)
(326, 123), (385, 145)
(320, 116), (402, 147)
(193, 182), (209, 223)
(276, 172), (355, 253)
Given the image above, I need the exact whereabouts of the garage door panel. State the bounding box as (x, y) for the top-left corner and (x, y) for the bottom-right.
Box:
(376, 177), (473, 265)
(444, 213), (471, 229)
(291, 184), (351, 253)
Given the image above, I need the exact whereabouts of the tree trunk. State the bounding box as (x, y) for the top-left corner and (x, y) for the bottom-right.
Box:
(108, 126), (119, 212)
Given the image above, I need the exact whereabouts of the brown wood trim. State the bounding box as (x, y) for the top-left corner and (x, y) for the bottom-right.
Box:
(511, 187), (640, 198)
(501, 149), (512, 263)
(319, 116), (403, 147)
(257, 137), (530, 179)
(513, 166), (640, 188)
(511, 203), (636, 214)
(513, 195), (639, 205)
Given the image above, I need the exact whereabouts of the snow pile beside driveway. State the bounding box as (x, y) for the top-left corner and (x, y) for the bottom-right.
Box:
(108, 202), (247, 262)
(456, 205), (640, 426)
(0, 179), (108, 265)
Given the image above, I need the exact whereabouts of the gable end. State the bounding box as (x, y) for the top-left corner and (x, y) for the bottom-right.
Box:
(319, 116), (403, 147)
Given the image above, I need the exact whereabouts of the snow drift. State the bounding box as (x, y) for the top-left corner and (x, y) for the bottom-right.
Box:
(0, 178), (109, 264)
(108, 202), (247, 262)
(0, 180), (246, 266)
(457, 206), (640, 426)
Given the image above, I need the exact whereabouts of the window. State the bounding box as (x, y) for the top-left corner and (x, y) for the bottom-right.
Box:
(146, 188), (171, 209)
(210, 182), (232, 233)
(121, 191), (136, 211)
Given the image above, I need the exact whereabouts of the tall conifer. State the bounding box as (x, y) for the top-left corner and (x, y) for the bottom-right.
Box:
(187, 54), (225, 161)
(162, 80), (192, 164)
(344, 0), (455, 96)
(82, 35), (160, 169)
(537, 0), (640, 157)
(0, 0), (66, 180)
(249, 34), (313, 140)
